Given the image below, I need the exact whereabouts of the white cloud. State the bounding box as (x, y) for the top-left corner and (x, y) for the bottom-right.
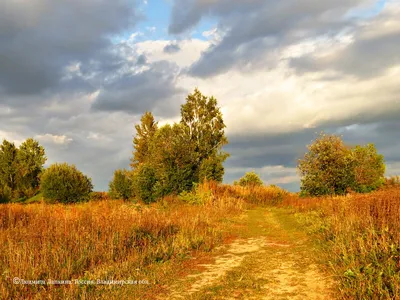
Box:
(36, 134), (73, 145)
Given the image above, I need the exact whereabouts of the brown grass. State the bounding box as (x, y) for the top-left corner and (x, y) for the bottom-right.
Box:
(280, 187), (400, 299)
(0, 188), (245, 299)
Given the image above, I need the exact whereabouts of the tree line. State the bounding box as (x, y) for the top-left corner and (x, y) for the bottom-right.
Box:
(0, 88), (389, 204)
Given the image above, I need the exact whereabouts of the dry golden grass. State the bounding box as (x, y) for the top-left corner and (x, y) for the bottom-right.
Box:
(0, 188), (245, 299)
(280, 187), (400, 299)
(2, 180), (399, 299)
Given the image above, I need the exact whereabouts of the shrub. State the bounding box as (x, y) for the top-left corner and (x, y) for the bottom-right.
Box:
(89, 191), (109, 201)
(234, 171), (263, 187)
(109, 169), (133, 200)
(40, 163), (93, 203)
(178, 181), (213, 205)
(0, 185), (12, 203)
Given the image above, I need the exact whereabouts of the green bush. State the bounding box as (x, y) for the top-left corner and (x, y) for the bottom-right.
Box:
(40, 163), (93, 203)
(109, 169), (133, 200)
(234, 171), (264, 187)
(0, 185), (12, 203)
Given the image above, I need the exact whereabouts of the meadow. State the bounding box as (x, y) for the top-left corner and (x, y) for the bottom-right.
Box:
(0, 181), (399, 299)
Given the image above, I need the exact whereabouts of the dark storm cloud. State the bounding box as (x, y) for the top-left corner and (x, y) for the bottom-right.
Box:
(163, 43), (181, 54)
(0, 0), (139, 97)
(169, 0), (367, 77)
(91, 60), (185, 116)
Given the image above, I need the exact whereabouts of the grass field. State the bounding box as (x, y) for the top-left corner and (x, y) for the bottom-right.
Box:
(1, 182), (399, 299)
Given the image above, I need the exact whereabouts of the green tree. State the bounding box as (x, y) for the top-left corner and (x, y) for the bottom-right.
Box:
(298, 133), (385, 196)
(0, 140), (18, 194)
(298, 133), (353, 196)
(131, 111), (158, 169)
(132, 164), (158, 204)
(149, 123), (196, 195)
(16, 138), (47, 197)
(40, 163), (93, 203)
(234, 171), (264, 187)
(109, 169), (133, 200)
(180, 88), (229, 182)
(351, 144), (385, 192)
(129, 89), (229, 202)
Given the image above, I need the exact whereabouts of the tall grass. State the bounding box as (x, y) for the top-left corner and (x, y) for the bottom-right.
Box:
(0, 187), (244, 299)
(280, 187), (400, 299)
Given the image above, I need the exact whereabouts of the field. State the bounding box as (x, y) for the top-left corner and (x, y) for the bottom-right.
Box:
(0, 182), (399, 299)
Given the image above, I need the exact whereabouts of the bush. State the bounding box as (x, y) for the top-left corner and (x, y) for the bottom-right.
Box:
(108, 169), (133, 200)
(89, 191), (109, 201)
(40, 163), (93, 203)
(234, 171), (263, 187)
(0, 185), (12, 203)
(178, 181), (213, 205)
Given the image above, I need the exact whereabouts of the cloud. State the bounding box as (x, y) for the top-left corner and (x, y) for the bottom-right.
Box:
(169, 0), (371, 77)
(36, 134), (73, 145)
(91, 60), (185, 116)
(290, 2), (400, 78)
(0, 0), (139, 97)
(163, 43), (181, 54)
(0, 0), (399, 193)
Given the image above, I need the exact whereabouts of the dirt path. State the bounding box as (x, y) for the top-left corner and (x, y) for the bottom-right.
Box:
(160, 208), (335, 300)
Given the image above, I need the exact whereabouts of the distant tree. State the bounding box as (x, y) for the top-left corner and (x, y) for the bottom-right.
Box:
(234, 171), (264, 187)
(298, 133), (385, 196)
(109, 169), (133, 200)
(0, 140), (19, 194)
(131, 112), (158, 169)
(16, 138), (46, 198)
(351, 144), (385, 192)
(40, 163), (93, 203)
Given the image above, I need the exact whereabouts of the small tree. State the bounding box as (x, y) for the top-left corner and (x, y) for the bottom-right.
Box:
(351, 144), (385, 192)
(132, 164), (157, 204)
(235, 171), (264, 187)
(131, 112), (158, 169)
(0, 140), (18, 195)
(109, 169), (133, 200)
(16, 138), (47, 198)
(40, 163), (93, 203)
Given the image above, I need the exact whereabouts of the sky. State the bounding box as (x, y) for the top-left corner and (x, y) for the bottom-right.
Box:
(0, 0), (399, 192)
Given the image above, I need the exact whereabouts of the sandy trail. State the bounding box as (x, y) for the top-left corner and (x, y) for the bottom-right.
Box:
(161, 208), (335, 300)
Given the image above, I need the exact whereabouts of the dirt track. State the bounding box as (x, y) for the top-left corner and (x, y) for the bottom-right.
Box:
(161, 208), (335, 300)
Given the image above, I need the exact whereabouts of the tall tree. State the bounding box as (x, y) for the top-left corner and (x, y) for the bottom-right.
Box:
(180, 88), (229, 182)
(16, 138), (47, 197)
(131, 112), (158, 168)
(0, 140), (19, 192)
